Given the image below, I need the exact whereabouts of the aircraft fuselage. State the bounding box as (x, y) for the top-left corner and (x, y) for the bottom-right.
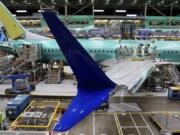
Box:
(8, 39), (119, 63)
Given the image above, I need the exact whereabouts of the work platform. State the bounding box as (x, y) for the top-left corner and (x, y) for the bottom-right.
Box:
(0, 80), (168, 97)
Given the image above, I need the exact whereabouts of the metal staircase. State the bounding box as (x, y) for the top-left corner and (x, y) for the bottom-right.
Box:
(166, 64), (179, 83)
(46, 68), (62, 84)
(158, 64), (180, 87)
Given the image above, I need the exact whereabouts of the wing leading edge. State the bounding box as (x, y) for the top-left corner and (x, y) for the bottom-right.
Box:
(42, 12), (116, 131)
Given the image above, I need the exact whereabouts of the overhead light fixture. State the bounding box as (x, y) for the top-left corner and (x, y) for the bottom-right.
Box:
(38, 9), (44, 13)
(79, 0), (82, 4)
(106, 0), (110, 4)
(116, 10), (126, 13)
(118, 0), (123, 4)
(16, 10), (27, 13)
(126, 14), (137, 17)
(12, 14), (16, 17)
(94, 9), (104, 12)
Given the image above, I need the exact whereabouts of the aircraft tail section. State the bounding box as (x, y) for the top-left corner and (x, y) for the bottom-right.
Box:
(42, 12), (115, 89)
(0, 1), (25, 39)
(42, 12), (116, 131)
(0, 2), (49, 40)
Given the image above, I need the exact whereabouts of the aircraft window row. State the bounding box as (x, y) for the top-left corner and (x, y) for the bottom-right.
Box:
(44, 49), (61, 53)
(43, 48), (115, 53)
(163, 51), (178, 54)
(89, 49), (115, 53)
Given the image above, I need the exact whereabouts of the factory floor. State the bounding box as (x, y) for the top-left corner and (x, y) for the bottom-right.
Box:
(67, 112), (180, 135)
(0, 80), (180, 135)
(0, 95), (180, 135)
(65, 96), (180, 135)
(0, 80), (168, 97)
(67, 112), (159, 135)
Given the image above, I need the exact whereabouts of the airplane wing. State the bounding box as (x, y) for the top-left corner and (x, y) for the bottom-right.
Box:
(42, 12), (116, 132)
(106, 60), (155, 94)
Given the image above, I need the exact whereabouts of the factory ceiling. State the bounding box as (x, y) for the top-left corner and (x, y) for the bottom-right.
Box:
(1, 0), (180, 16)
(1, 0), (179, 7)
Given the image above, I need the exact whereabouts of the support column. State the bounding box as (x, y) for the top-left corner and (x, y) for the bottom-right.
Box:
(64, 4), (68, 25)
(169, 4), (173, 26)
(144, 3), (147, 17)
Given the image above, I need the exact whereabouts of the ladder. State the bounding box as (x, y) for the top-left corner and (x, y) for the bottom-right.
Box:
(46, 68), (62, 84)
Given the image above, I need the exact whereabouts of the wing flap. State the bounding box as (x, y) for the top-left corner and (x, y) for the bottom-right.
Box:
(106, 60), (155, 94)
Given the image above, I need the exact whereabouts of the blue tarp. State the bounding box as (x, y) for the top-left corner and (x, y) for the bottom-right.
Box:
(0, 29), (7, 41)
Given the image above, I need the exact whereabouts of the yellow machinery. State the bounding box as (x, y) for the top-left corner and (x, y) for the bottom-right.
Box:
(11, 100), (60, 131)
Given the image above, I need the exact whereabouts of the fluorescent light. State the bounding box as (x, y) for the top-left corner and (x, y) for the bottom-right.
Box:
(12, 14), (16, 17)
(126, 14), (137, 17)
(116, 10), (126, 13)
(94, 9), (104, 12)
(16, 10), (27, 13)
(38, 10), (44, 13)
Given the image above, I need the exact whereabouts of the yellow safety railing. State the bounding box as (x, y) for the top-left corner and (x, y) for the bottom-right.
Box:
(11, 100), (60, 130)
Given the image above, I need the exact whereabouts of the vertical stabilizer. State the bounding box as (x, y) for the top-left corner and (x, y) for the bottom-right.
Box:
(0, 1), (25, 39)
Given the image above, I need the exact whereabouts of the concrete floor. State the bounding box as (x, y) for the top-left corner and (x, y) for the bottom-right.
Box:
(0, 80), (180, 135)
(0, 96), (180, 135)
(63, 112), (180, 135)
(0, 80), (168, 97)
(109, 96), (180, 112)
